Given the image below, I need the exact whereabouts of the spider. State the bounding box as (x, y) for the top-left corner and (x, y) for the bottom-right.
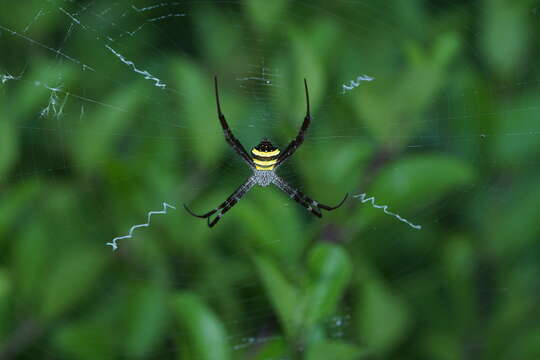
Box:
(183, 77), (348, 227)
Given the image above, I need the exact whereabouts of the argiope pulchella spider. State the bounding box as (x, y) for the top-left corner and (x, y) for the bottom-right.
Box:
(184, 77), (348, 227)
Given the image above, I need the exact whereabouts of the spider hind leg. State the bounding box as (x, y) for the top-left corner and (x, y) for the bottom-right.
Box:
(273, 176), (348, 218)
(184, 178), (255, 227)
(317, 193), (349, 211)
(183, 204), (217, 218)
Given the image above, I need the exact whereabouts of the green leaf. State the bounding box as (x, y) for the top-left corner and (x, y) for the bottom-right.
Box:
(238, 189), (305, 262)
(0, 181), (40, 243)
(360, 154), (475, 227)
(492, 91), (540, 166)
(356, 32), (460, 142)
(195, 9), (245, 69)
(482, 0), (532, 77)
(54, 321), (114, 360)
(171, 292), (230, 360)
(53, 288), (130, 360)
(174, 61), (224, 167)
(478, 175), (540, 255)
(373, 155), (474, 203)
(0, 110), (17, 177)
(0, 269), (11, 341)
(500, 328), (540, 359)
(442, 237), (476, 331)
(297, 139), (372, 197)
(251, 336), (287, 360)
(356, 274), (409, 352)
(123, 278), (168, 358)
(421, 332), (461, 360)
(303, 244), (352, 328)
(245, 0), (288, 32)
(253, 256), (299, 337)
(306, 340), (369, 360)
(72, 84), (144, 173)
(40, 248), (107, 320)
(12, 218), (53, 306)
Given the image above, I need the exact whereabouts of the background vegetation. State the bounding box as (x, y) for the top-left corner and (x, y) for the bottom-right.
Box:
(1, 0), (540, 359)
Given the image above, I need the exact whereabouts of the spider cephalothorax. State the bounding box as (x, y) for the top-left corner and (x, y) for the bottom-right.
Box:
(184, 77), (348, 227)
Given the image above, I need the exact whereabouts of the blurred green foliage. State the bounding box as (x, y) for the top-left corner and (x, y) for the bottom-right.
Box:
(1, 0), (540, 359)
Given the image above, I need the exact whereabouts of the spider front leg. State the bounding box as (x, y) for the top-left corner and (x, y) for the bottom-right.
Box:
(184, 177), (255, 227)
(214, 77), (255, 169)
(276, 78), (311, 167)
(273, 176), (348, 217)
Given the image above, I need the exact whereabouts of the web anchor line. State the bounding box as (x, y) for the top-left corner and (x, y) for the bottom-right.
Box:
(107, 202), (176, 251)
(353, 193), (422, 230)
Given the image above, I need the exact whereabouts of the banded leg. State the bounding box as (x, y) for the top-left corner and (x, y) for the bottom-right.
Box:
(273, 176), (348, 217)
(184, 177), (255, 227)
(214, 77), (255, 169)
(276, 79), (311, 167)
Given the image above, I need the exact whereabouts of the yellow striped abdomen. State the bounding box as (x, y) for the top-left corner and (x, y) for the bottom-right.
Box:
(252, 148), (280, 171)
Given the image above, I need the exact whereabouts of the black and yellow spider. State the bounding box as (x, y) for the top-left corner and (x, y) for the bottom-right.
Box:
(183, 77), (348, 227)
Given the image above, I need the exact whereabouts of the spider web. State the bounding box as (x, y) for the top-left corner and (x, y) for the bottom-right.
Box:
(1, 0), (539, 359)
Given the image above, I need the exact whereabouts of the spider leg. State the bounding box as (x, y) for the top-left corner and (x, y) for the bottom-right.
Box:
(273, 177), (321, 217)
(214, 76), (255, 169)
(273, 176), (348, 218)
(182, 205), (217, 218)
(183, 177), (255, 227)
(317, 193), (349, 210)
(276, 79), (311, 167)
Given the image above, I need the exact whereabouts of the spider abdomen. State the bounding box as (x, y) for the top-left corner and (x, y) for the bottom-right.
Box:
(252, 140), (280, 171)
(252, 156), (278, 170)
